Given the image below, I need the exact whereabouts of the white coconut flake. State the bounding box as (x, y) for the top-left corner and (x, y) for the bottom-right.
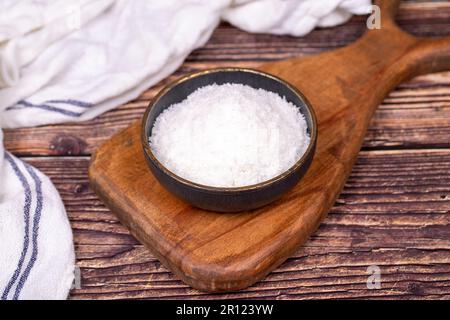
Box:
(149, 83), (310, 187)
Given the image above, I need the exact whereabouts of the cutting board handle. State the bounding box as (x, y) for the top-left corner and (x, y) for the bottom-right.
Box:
(377, 0), (404, 22)
(370, 0), (450, 77)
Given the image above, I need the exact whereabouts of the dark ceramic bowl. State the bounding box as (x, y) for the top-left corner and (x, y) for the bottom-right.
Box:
(141, 68), (317, 212)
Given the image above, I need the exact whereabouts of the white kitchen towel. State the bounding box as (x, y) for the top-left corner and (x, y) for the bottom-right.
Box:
(0, 0), (372, 299)
(0, 130), (75, 300)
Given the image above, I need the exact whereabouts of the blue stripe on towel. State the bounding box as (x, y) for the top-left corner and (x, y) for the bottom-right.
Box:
(45, 99), (93, 108)
(7, 100), (83, 117)
(13, 164), (43, 299)
(1, 153), (32, 300)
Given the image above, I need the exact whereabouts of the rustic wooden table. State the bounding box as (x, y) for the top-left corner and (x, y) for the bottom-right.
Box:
(4, 0), (449, 299)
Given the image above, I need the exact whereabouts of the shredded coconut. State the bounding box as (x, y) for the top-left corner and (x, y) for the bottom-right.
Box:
(149, 83), (310, 187)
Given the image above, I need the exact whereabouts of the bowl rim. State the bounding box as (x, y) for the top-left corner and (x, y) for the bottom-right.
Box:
(141, 67), (318, 193)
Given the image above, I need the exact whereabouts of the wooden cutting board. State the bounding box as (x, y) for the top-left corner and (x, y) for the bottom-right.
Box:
(89, 0), (450, 292)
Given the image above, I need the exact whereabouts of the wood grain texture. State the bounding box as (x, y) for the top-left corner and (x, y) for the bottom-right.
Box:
(27, 149), (450, 299)
(3, 0), (450, 299)
(88, 0), (450, 292)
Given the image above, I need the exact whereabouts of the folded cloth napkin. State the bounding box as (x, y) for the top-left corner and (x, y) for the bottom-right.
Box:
(0, 0), (371, 299)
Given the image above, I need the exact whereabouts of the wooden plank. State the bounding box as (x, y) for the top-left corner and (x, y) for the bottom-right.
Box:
(3, 1), (450, 156)
(24, 149), (450, 299)
(366, 73), (450, 149)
